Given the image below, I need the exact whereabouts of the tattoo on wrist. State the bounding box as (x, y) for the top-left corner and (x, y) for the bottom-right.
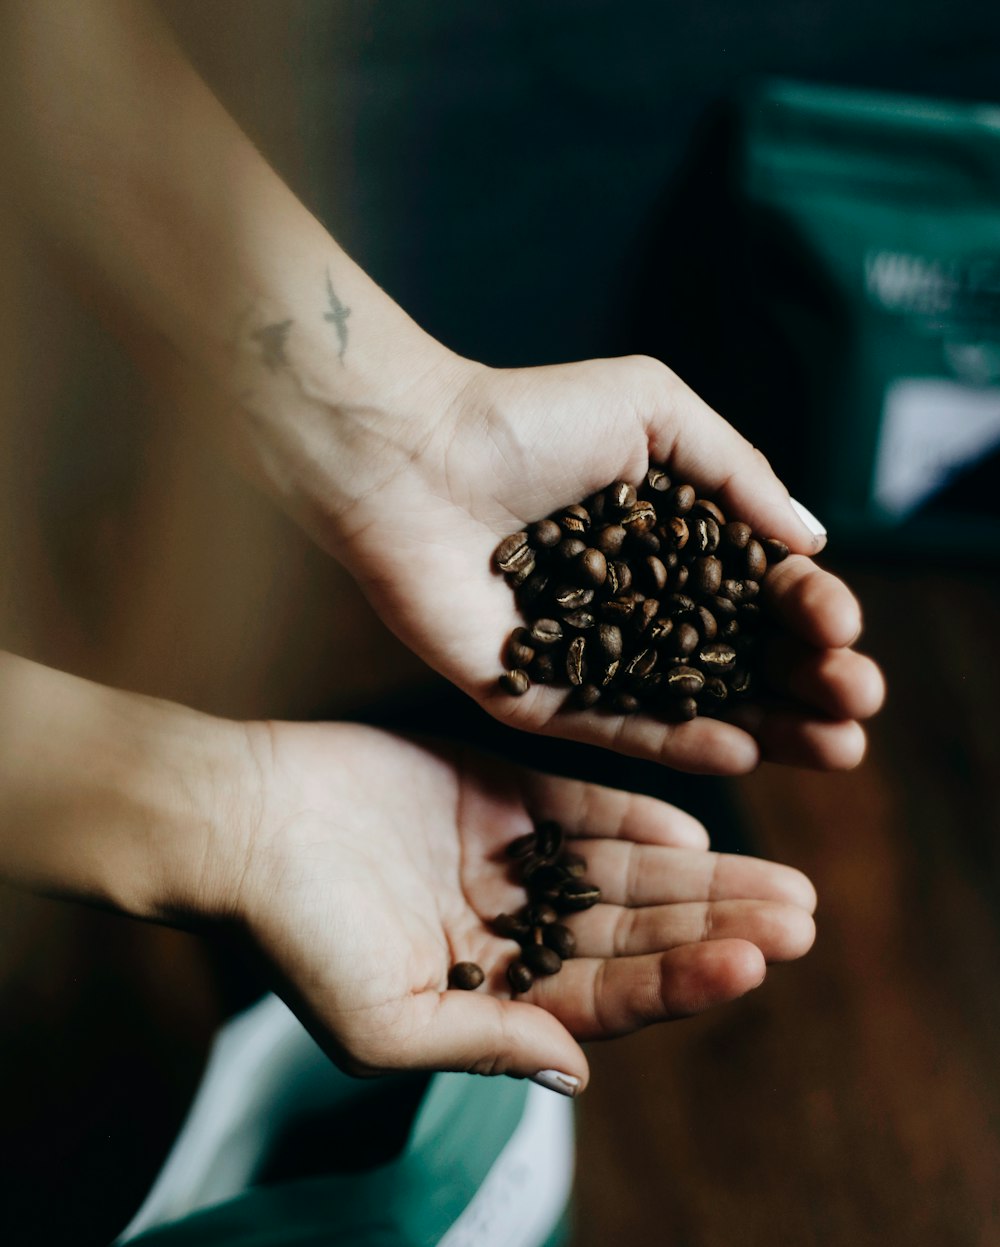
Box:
(250, 318), (294, 372)
(323, 270), (351, 363)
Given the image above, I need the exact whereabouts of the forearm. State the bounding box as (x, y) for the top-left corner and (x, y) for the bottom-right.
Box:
(0, 651), (251, 922)
(0, 0), (463, 530)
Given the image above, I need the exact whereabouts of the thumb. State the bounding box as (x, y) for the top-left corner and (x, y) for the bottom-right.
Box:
(634, 357), (828, 556)
(408, 991), (589, 1097)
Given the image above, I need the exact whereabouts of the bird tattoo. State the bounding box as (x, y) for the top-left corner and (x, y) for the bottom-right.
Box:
(323, 271), (352, 362)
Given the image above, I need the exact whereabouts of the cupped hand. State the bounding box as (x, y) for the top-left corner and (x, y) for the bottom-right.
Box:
(235, 722), (816, 1094)
(323, 355), (883, 774)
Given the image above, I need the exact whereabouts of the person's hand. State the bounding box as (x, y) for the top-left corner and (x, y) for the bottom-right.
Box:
(233, 722), (816, 1094)
(305, 354), (884, 775)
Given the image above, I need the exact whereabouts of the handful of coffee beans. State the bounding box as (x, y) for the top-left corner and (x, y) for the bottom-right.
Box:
(447, 818), (600, 994)
(493, 468), (788, 719)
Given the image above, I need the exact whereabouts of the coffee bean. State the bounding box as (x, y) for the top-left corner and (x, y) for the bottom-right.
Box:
(561, 852), (587, 878)
(522, 944), (562, 975)
(556, 880), (602, 912)
(665, 516), (689, 550)
(558, 504), (591, 534)
(543, 924), (577, 959)
(671, 696), (699, 721)
(721, 521), (752, 552)
(528, 518), (563, 549)
(666, 593), (696, 617)
(641, 555), (668, 593)
(695, 605), (718, 640)
(645, 468), (671, 494)
(530, 652), (557, 684)
(594, 523), (626, 556)
(666, 484), (696, 514)
(494, 912), (532, 940)
(719, 579), (754, 604)
(621, 501), (657, 534)
(517, 569), (550, 606)
(504, 628), (536, 669)
(587, 491), (607, 523)
(530, 619), (563, 647)
(563, 609), (596, 631)
(572, 682), (602, 709)
(708, 593), (737, 619)
(608, 481), (638, 514)
(648, 616), (674, 644)
(688, 516), (720, 556)
(691, 555), (723, 595)
(693, 499), (726, 525)
(577, 547), (608, 588)
(508, 961), (534, 993)
(702, 676), (728, 704)
(527, 901), (559, 926)
(719, 618), (740, 640)
(494, 531), (530, 573)
(635, 598), (661, 634)
(534, 820), (564, 860)
(665, 665), (705, 697)
(605, 561), (633, 595)
(625, 648), (658, 679)
(699, 642), (737, 672)
(744, 539), (767, 580)
(552, 585), (590, 611)
(500, 669), (531, 696)
(668, 622), (700, 657)
(599, 660), (620, 687)
(729, 667), (753, 696)
(506, 831), (540, 859)
(762, 538), (789, 564)
(557, 535), (587, 562)
(566, 636), (587, 685)
(612, 691), (641, 715)
(449, 962), (485, 990)
(672, 564), (690, 590)
(628, 528), (661, 555)
(506, 552), (536, 587)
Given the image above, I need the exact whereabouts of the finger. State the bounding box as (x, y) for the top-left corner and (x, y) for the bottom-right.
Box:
(764, 642), (886, 721)
(633, 359), (827, 555)
(525, 939), (767, 1041)
(570, 898), (816, 963)
(763, 555), (862, 648)
(522, 773), (710, 849)
(571, 842), (817, 911)
(727, 704), (869, 770)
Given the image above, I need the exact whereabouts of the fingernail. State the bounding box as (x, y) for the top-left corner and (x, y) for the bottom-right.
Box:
(790, 497), (826, 538)
(531, 1069), (581, 1097)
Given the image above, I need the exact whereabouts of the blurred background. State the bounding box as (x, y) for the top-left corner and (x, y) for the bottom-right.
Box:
(1, 1), (999, 1243)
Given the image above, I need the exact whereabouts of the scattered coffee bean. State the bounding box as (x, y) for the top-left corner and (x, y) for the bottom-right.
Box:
(508, 961), (534, 993)
(500, 669), (531, 696)
(521, 944), (563, 976)
(493, 531), (530, 573)
(762, 538), (789, 564)
(494, 912), (531, 940)
(557, 880), (602, 912)
(504, 628), (536, 669)
(449, 962), (485, 990)
(543, 924), (577, 959)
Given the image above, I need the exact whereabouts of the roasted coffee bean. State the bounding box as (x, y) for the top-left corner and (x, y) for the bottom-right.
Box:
(719, 618), (741, 640)
(645, 468), (671, 494)
(522, 944), (563, 975)
(625, 648), (658, 680)
(530, 652), (557, 684)
(635, 598), (661, 634)
(587, 491), (607, 522)
(527, 901), (560, 926)
(566, 636), (587, 685)
(530, 619), (563, 647)
(494, 531), (530, 573)
(605, 560), (633, 595)
(762, 537), (789, 564)
(641, 555), (668, 593)
(721, 521), (752, 552)
(699, 642), (737, 672)
(672, 564), (690, 590)
(577, 547), (608, 588)
(508, 960), (534, 993)
(529, 518), (563, 549)
(664, 516), (689, 550)
(600, 597), (635, 624)
(608, 481), (638, 514)
(666, 484), (696, 514)
(543, 924), (577, 959)
(744, 539), (767, 580)
(500, 669), (531, 696)
(504, 628), (536, 669)
(663, 549), (679, 569)
(692, 499), (726, 525)
(688, 516), (720, 556)
(729, 667), (753, 696)
(666, 593), (696, 617)
(572, 682), (602, 709)
(594, 523), (626, 556)
(506, 552), (536, 588)
(494, 912), (532, 940)
(557, 535), (588, 562)
(448, 962), (485, 990)
(534, 820), (564, 860)
(506, 831), (540, 860)
(612, 691), (641, 715)
(597, 622), (623, 661)
(671, 696), (699, 721)
(557, 880), (602, 912)
(621, 501), (657, 535)
(554, 584), (594, 611)
(702, 676), (728, 704)
(668, 622), (700, 657)
(558, 504), (591, 534)
(690, 555), (723, 595)
(695, 605), (718, 640)
(561, 852), (587, 878)
(719, 579), (753, 604)
(599, 660), (620, 687)
(665, 665), (705, 697)
(708, 593), (737, 619)
(628, 527), (661, 555)
(563, 609), (596, 631)
(517, 569), (550, 606)
(648, 616), (674, 644)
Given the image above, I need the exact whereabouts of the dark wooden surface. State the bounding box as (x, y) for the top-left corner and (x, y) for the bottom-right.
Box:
(574, 564), (1000, 1246)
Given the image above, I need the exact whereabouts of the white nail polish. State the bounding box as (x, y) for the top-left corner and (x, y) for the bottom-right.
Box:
(530, 1069), (581, 1097)
(790, 497), (827, 538)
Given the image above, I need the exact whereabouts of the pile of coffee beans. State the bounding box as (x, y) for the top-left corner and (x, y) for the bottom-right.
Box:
(447, 819), (600, 994)
(493, 468), (788, 719)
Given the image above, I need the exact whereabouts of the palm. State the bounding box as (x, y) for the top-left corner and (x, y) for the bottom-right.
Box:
(242, 723), (816, 1088)
(337, 359), (884, 775)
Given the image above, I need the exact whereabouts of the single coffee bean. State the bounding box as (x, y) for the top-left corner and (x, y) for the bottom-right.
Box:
(620, 502), (657, 535)
(529, 518), (562, 549)
(448, 962), (485, 991)
(635, 597), (661, 635)
(719, 618), (740, 640)
(671, 696), (699, 721)
(554, 584), (594, 611)
(702, 676), (729, 703)
(645, 468), (671, 494)
(572, 682), (602, 709)
(505, 552), (536, 587)
(597, 622), (623, 661)
(522, 944), (563, 975)
(594, 523), (626, 556)
(508, 961), (534, 993)
(493, 531), (530, 573)
(699, 642), (738, 672)
(530, 652), (557, 684)
(708, 593), (737, 619)
(666, 484), (696, 514)
(557, 535), (587, 562)
(744, 539), (767, 580)
(557, 880), (602, 912)
(558, 504), (591, 534)
(504, 628), (536, 669)
(665, 516), (689, 550)
(628, 528), (661, 555)
(666, 593), (696, 617)
(543, 923), (577, 959)
(668, 621), (700, 657)
(672, 564), (690, 590)
(728, 667), (753, 696)
(587, 491), (607, 522)
(566, 636), (587, 685)
(762, 537), (789, 564)
(665, 665), (705, 697)
(611, 691), (641, 715)
(625, 648), (658, 679)
(641, 555), (668, 593)
(688, 516), (720, 556)
(695, 605), (718, 640)
(494, 912), (532, 940)
(690, 555), (723, 595)
(721, 521), (752, 552)
(648, 616), (674, 644)
(605, 560), (633, 595)
(563, 609), (596, 631)
(577, 547), (608, 588)
(692, 498), (727, 525)
(599, 659), (620, 687)
(608, 481), (638, 514)
(500, 669), (531, 696)
(530, 619), (563, 647)
(534, 820), (564, 860)
(719, 579), (753, 604)
(527, 901), (560, 926)
(561, 852), (587, 878)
